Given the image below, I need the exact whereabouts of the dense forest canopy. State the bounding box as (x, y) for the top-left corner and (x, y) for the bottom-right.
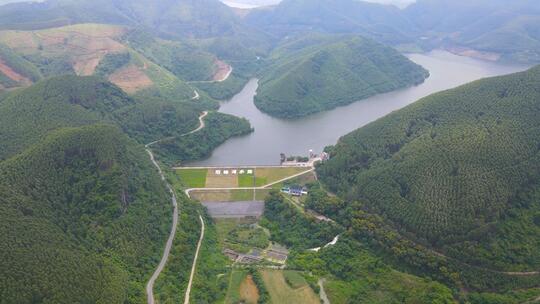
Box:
(318, 65), (540, 272)
(0, 125), (171, 303)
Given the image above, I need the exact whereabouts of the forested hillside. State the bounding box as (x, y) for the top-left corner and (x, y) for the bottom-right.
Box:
(318, 66), (540, 273)
(0, 73), (253, 301)
(255, 34), (428, 118)
(0, 125), (171, 303)
(0, 75), (251, 162)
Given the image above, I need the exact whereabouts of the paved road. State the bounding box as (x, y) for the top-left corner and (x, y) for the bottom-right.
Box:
(145, 148), (179, 304)
(146, 111), (208, 148)
(183, 215), (205, 304)
(145, 111), (208, 304)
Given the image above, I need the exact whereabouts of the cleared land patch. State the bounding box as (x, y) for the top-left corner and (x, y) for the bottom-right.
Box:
(108, 64), (153, 94)
(212, 59), (233, 82)
(260, 270), (320, 304)
(0, 58), (30, 83)
(206, 169), (239, 188)
(240, 275), (260, 304)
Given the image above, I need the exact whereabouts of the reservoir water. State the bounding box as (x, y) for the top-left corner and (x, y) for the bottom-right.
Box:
(191, 50), (529, 166)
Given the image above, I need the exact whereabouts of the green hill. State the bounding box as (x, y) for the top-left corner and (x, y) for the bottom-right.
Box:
(318, 66), (540, 273)
(254, 34), (428, 118)
(0, 75), (133, 159)
(0, 124), (171, 303)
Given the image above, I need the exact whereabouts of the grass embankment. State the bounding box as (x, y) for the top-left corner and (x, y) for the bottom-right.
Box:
(260, 270), (320, 304)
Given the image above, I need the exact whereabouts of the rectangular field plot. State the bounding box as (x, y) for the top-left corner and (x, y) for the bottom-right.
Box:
(190, 189), (271, 202)
(202, 201), (264, 218)
(175, 169), (207, 188)
(206, 169), (239, 188)
(254, 167), (311, 186)
(260, 270), (320, 304)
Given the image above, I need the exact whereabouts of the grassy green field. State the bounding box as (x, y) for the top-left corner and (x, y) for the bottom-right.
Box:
(260, 270), (320, 304)
(215, 218), (269, 254)
(283, 271), (307, 289)
(176, 169), (207, 188)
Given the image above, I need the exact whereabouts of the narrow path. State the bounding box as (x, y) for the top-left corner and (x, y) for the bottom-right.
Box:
(192, 90), (200, 100)
(318, 279), (330, 304)
(145, 111), (208, 304)
(183, 214), (205, 304)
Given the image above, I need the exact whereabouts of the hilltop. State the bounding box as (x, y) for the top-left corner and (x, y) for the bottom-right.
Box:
(254, 34), (428, 118)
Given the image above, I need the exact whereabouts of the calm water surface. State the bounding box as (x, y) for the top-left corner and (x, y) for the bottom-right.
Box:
(191, 50), (529, 166)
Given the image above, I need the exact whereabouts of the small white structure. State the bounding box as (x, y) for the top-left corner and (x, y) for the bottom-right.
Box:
(247, 169), (253, 174)
(232, 170), (237, 175)
(239, 169), (245, 174)
(215, 170), (221, 175)
(223, 170), (229, 175)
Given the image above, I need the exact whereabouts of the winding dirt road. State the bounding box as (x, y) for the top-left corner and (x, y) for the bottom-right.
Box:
(145, 111), (208, 304)
(183, 215), (205, 304)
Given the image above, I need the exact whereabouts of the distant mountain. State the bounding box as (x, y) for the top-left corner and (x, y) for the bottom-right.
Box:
(0, 0), (272, 58)
(246, 0), (419, 45)
(405, 0), (540, 62)
(318, 66), (540, 273)
(246, 0), (540, 63)
(254, 34), (428, 118)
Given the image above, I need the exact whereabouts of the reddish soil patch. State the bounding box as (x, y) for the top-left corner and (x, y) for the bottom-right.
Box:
(239, 275), (260, 304)
(212, 59), (233, 82)
(108, 65), (153, 94)
(445, 46), (501, 61)
(0, 58), (31, 85)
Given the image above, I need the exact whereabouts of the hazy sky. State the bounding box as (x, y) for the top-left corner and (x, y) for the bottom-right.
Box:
(0, 0), (417, 9)
(222, 0), (417, 9)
